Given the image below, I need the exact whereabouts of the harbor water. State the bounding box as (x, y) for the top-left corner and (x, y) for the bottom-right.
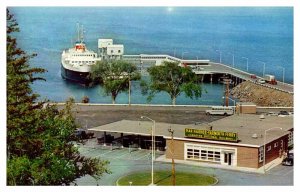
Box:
(10, 7), (293, 105)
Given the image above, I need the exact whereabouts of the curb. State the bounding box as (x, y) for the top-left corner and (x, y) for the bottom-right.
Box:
(211, 176), (219, 186)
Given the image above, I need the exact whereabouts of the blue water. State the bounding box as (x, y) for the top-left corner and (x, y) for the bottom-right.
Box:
(10, 7), (293, 105)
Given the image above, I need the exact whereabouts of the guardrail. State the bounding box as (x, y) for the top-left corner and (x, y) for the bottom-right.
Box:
(249, 79), (293, 94)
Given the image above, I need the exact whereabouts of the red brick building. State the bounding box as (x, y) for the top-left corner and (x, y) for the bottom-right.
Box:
(164, 114), (293, 169)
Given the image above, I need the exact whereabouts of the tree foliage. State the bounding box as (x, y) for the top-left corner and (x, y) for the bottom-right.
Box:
(7, 9), (110, 185)
(141, 61), (203, 105)
(91, 60), (141, 104)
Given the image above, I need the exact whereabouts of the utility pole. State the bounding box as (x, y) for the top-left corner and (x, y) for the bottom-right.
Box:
(168, 128), (175, 186)
(223, 79), (230, 107)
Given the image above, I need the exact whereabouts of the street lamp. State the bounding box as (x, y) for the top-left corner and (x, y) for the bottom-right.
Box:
(140, 116), (156, 185)
(168, 128), (176, 186)
(228, 52), (235, 68)
(181, 51), (188, 59)
(215, 49), (222, 63)
(277, 66), (285, 84)
(263, 127), (283, 173)
(258, 61), (266, 77)
(242, 57), (249, 71)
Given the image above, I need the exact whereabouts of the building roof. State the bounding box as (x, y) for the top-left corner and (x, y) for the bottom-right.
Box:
(88, 114), (292, 147)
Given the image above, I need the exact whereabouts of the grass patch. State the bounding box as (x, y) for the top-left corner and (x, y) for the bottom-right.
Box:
(117, 171), (217, 186)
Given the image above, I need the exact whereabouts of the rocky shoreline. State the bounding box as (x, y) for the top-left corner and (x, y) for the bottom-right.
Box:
(230, 81), (293, 107)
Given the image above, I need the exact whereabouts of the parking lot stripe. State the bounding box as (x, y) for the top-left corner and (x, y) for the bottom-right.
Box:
(92, 149), (115, 158)
(282, 168), (293, 176)
(80, 148), (99, 156)
(109, 149), (130, 157)
(125, 148), (146, 156)
(111, 150), (133, 159)
(135, 152), (151, 160)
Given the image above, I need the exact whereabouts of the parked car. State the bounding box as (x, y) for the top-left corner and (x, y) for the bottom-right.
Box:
(278, 111), (290, 117)
(288, 153), (294, 158)
(267, 112), (278, 116)
(257, 79), (266, 84)
(282, 157), (293, 166)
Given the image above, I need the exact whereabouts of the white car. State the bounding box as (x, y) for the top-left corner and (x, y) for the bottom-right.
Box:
(257, 79), (266, 84)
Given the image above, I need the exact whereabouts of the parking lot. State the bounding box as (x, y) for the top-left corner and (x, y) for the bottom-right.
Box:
(74, 139), (293, 186)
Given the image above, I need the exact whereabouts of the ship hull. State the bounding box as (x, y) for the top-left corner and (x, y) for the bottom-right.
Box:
(61, 64), (93, 86)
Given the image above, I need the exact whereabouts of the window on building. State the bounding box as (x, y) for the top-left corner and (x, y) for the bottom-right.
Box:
(215, 151), (221, 161)
(187, 148), (193, 158)
(288, 131), (293, 147)
(259, 146), (264, 163)
(185, 144), (221, 163)
(274, 142), (278, 148)
(267, 145), (271, 152)
(118, 50), (121, 53)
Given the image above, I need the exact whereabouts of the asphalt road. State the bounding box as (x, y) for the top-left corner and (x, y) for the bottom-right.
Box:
(73, 105), (224, 131)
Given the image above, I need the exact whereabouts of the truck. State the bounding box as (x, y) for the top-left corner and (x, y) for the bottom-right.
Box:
(264, 74), (277, 85)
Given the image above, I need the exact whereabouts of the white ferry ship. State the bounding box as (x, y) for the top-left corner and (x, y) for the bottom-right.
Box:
(61, 24), (101, 86)
(61, 24), (127, 86)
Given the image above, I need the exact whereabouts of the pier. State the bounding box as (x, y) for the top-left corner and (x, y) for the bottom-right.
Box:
(123, 54), (293, 94)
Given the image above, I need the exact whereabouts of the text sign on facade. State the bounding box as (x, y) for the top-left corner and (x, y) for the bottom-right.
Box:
(185, 128), (238, 142)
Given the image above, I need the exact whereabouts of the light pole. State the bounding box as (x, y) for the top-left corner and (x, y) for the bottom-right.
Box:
(168, 128), (176, 186)
(228, 52), (235, 68)
(277, 66), (285, 84)
(242, 57), (249, 71)
(181, 51), (188, 60)
(258, 61), (266, 77)
(216, 49), (222, 63)
(263, 127), (283, 173)
(140, 116), (156, 185)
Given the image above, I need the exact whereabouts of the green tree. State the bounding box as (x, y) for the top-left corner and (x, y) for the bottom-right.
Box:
(7, 9), (110, 185)
(141, 61), (203, 105)
(91, 60), (141, 104)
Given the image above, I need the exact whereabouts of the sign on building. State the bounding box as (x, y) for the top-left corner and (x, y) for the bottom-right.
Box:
(185, 128), (238, 142)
